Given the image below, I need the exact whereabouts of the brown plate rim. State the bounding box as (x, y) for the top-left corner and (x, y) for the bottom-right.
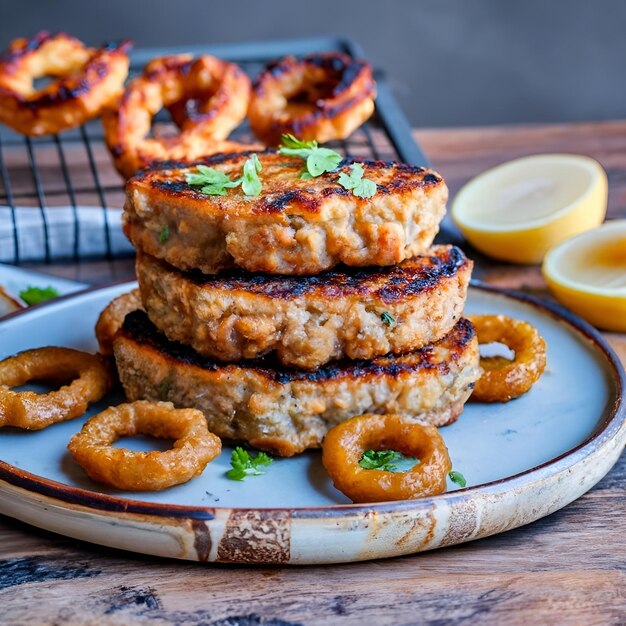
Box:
(0, 280), (624, 520)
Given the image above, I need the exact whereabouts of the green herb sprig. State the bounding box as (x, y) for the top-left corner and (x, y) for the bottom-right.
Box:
(380, 311), (396, 327)
(185, 155), (263, 197)
(227, 447), (273, 481)
(358, 449), (419, 473)
(448, 470), (467, 488)
(278, 133), (343, 178)
(337, 163), (377, 198)
(19, 286), (59, 306)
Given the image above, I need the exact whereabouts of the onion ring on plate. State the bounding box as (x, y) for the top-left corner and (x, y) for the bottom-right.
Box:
(248, 52), (376, 145)
(0, 347), (112, 430)
(469, 314), (547, 402)
(95, 288), (144, 357)
(68, 401), (221, 490)
(322, 414), (451, 503)
(103, 54), (259, 178)
(0, 31), (131, 136)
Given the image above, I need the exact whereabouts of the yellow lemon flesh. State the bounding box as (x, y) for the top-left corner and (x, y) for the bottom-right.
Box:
(451, 154), (608, 264)
(542, 220), (626, 332)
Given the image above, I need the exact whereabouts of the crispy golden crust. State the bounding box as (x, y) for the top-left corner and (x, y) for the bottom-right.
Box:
(0, 347), (112, 430)
(469, 314), (547, 402)
(0, 31), (131, 136)
(249, 53), (376, 145)
(322, 415), (452, 502)
(124, 150), (448, 275)
(95, 288), (143, 357)
(102, 54), (258, 179)
(68, 401), (221, 490)
(137, 246), (472, 368)
(113, 311), (481, 456)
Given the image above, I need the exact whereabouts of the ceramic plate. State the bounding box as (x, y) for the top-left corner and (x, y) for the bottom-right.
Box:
(0, 283), (624, 564)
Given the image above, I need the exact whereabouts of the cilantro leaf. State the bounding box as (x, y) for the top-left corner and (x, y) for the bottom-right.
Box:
(448, 470), (467, 488)
(227, 446), (273, 481)
(380, 311), (395, 327)
(159, 225), (170, 243)
(19, 286), (59, 306)
(186, 157), (263, 197)
(337, 163), (377, 198)
(358, 449), (419, 473)
(278, 133), (342, 178)
(241, 153), (262, 196)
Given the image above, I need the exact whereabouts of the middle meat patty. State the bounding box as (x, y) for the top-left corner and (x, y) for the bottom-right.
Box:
(137, 244), (472, 370)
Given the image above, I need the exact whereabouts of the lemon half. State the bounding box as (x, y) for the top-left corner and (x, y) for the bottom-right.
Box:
(542, 220), (626, 332)
(451, 154), (608, 264)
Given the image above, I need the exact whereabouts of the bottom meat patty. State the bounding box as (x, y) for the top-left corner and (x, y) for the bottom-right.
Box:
(114, 310), (481, 456)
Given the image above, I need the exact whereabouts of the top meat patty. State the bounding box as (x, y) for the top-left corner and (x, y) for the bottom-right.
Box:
(123, 150), (448, 275)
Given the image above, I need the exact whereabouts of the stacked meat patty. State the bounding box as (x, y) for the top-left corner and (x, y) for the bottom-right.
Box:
(108, 150), (481, 456)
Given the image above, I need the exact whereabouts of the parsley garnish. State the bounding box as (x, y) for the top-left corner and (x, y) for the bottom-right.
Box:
(448, 470), (467, 488)
(278, 133), (343, 178)
(159, 225), (170, 243)
(337, 163), (377, 198)
(380, 311), (396, 327)
(241, 153), (262, 196)
(19, 286), (59, 306)
(227, 447), (273, 481)
(157, 378), (172, 400)
(358, 449), (419, 472)
(185, 155), (263, 197)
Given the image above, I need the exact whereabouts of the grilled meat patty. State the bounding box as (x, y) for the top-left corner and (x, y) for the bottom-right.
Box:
(113, 311), (480, 456)
(124, 150), (448, 275)
(137, 245), (472, 370)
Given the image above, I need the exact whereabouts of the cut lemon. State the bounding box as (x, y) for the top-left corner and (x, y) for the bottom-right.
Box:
(542, 220), (626, 332)
(451, 154), (608, 264)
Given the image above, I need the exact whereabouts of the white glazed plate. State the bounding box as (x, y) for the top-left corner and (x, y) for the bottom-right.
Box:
(0, 282), (624, 564)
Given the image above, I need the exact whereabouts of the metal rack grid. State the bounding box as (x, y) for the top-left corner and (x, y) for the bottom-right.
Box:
(0, 36), (428, 265)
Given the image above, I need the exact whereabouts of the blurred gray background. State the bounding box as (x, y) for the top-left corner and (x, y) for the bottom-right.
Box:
(3, 0), (625, 128)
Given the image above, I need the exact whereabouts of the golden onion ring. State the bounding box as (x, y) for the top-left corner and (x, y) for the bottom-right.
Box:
(248, 52), (376, 145)
(0, 31), (131, 136)
(469, 314), (547, 402)
(322, 413), (451, 503)
(68, 401), (221, 490)
(103, 54), (259, 178)
(95, 289), (144, 357)
(0, 347), (112, 429)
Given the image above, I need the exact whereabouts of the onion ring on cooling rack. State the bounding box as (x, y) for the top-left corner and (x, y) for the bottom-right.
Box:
(248, 52), (376, 145)
(469, 314), (547, 403)
(68, 401), (222, 490)
(0, 347), (112, 430)
(0, 31), (131, 136)
(103, 54), (259, 178)
(322, 414), (451, 503)
(95, 288), (143, 357)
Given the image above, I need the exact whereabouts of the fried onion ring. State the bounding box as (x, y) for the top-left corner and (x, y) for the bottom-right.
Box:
(0, 347), (112, 429)
(68, 401), (221, 490)
(322, 414), (451, 503)
(95, 288), (144, 357)
(248, 52), (376, 145)
(469, 314), (547, 402)
(103, 54), (258, 178)
(0, 31), (131, 136)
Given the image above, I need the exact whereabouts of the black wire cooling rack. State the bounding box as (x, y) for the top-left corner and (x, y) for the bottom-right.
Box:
(0, 36), (429, 265)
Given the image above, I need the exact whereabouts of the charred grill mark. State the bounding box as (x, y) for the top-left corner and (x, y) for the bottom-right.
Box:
(133, 152), (441, 209)
(120, 311), (474, 382)
(171, 246), (469, 302)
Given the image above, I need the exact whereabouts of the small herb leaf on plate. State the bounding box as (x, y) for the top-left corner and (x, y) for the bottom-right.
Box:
(227, 447), (274, 481)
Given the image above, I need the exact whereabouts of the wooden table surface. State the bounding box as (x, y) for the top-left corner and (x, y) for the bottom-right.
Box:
(1, 120), (625, 626)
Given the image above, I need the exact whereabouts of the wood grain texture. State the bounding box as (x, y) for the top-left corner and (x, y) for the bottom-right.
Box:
(2, 120), (626, 626)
